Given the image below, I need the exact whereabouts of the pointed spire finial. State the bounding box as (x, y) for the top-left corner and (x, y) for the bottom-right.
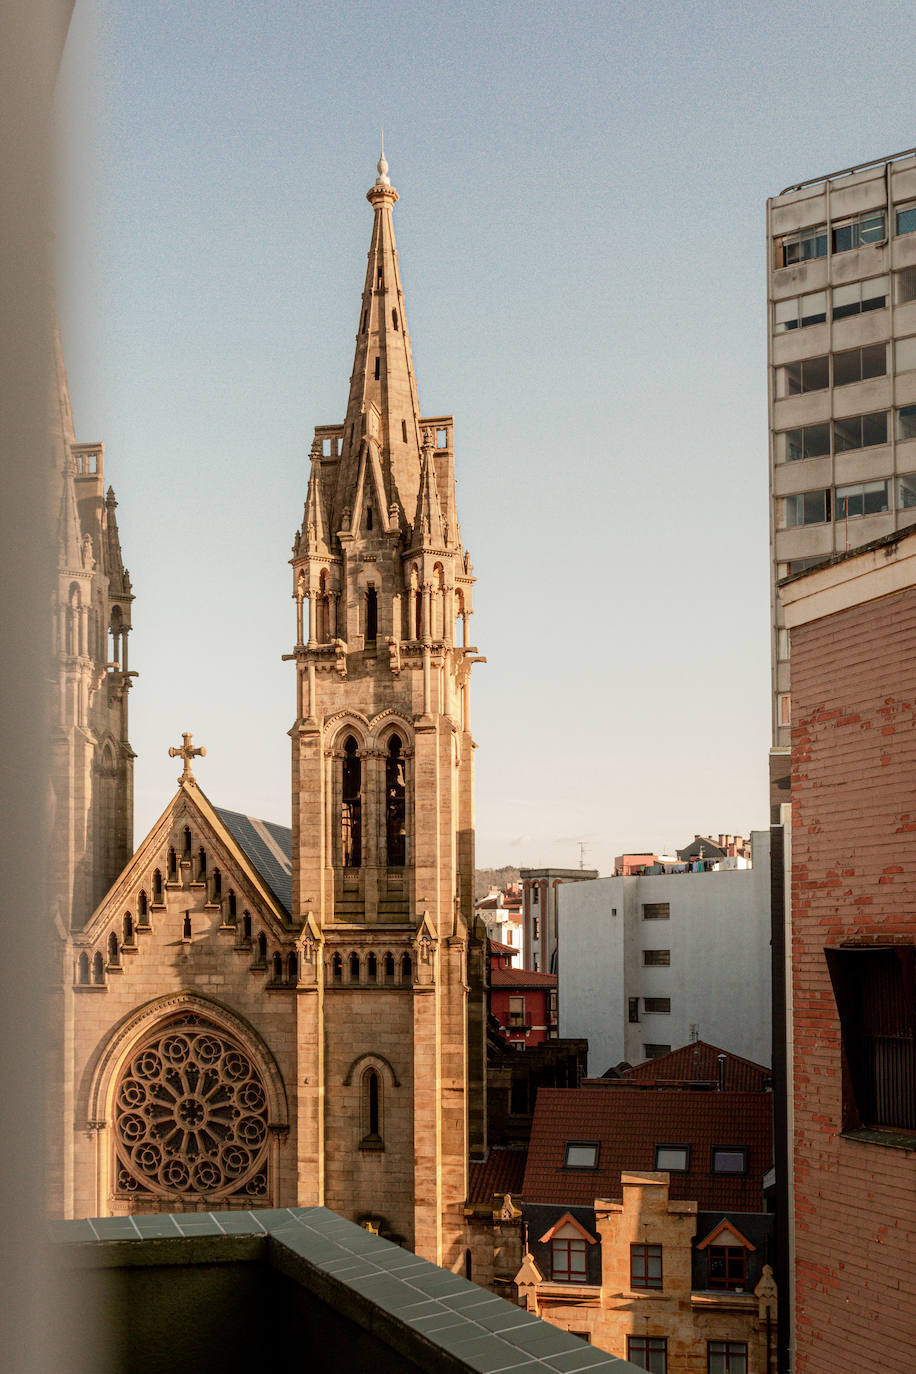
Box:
(376, 130), (390, 186)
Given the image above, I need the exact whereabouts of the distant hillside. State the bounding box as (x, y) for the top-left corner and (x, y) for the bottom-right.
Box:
(474, 866), (521, 900)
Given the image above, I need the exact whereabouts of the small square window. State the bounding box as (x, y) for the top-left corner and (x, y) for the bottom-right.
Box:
(655, 1144), (689, 1172)
(708, 1339), (748, 1374)
(551, 1236), (588, 1283)
(564, 1140), (600, 1169)
(643, 949), (670, 967)
(712, 1147), (747, 1174)
(630, 1243), (663, 1290)
(708, 1247), (747, 1292)
(628, 1335), (667, 1373)
(896, 202), (916, 237)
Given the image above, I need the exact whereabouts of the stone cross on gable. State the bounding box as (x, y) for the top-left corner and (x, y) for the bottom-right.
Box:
(169, 731), (206, 783)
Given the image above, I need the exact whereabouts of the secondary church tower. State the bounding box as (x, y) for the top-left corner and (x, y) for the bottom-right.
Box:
(288, 152), (487, 1261)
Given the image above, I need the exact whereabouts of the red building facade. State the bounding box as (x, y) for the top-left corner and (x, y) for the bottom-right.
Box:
(780, 530), (916, 1374)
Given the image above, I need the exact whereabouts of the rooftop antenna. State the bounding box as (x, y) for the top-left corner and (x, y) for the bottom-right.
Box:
(577, 840), (589, 870)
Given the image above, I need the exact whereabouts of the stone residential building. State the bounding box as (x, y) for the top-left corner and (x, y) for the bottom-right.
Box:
(767, 146), (916, 812)
(774, 527), (916, 1373)
(50, 154), (491, 1271)
(558, 838), (772, 1073)
(515, 1088), (776, 1371)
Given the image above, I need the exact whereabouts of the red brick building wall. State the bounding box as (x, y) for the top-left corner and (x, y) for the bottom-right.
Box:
(789, 582), (916, 1374)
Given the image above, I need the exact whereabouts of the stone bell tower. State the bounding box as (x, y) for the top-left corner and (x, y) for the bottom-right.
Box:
(287, 151), (486, 1265)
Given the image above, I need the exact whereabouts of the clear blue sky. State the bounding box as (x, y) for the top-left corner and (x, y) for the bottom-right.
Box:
(53, 1), (914, 873)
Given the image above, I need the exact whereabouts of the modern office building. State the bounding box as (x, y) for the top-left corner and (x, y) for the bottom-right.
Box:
(767, 146), (916, 810)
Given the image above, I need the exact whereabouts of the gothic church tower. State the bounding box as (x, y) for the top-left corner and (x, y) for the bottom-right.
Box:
(289, 153), (486, 1263)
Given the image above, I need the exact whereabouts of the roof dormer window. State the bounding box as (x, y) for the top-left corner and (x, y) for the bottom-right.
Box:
(563, 1140), (599, 1170)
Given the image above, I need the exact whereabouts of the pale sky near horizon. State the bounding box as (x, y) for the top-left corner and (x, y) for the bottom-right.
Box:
(53, 1), (914, 874)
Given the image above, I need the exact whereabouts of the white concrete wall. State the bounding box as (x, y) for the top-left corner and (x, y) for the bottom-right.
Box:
(558, 830), (772, 1073)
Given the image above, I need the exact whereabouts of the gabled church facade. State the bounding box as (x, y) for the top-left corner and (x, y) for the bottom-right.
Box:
(53, 155), (487, 1269)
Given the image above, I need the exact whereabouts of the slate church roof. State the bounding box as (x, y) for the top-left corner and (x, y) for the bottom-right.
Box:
(214, 807), (293, 917)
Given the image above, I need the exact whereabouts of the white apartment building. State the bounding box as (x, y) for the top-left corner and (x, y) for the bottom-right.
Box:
(557, 831), (771, 1073)
(768, 147), (916, 798)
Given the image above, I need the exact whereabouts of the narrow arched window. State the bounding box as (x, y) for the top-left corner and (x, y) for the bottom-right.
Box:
(341, 735), (362, 867)
(366, 586), (378, 642)
(332, 952), (343, 984)
(183, 912), (192, 940)
(273, 952), (283, 981)
(367, 952), (377, 983)
(212, 868), (222, 899)
(368, 1070), (380, 1137)
(257, 931), (267, 963)
(401, 952), (412, 983)
(384, 952), (395, 985)
(242, 912), (252, 941)
(183, 826), (192, 857)
(108, 931), (120, 966)
(360, 1068), (383, 1148)
(349, 951), (360, 982)
(138, 890), (149, 922)
(92, 951), (105, 984)
(167, 848), (177, 880)
(123, 913), (134, 946)
(465, 1249), (473, 1281)
(78, 952), (90, 984)
(153, 870), (163, 902)
(401, 419), (407, 443)
(228, 890), (237, 919)
(287, 952), (298, 984)
(197, 848), (207, 880)
(366, 505), (373, 531)
(385, 735), (406, 866)
(392, 309), (399, 331)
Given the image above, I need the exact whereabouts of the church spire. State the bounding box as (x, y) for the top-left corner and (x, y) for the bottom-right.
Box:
(329, 151), (424, 534)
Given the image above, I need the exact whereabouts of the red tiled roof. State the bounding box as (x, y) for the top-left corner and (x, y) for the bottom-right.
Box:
(490, 967), (557, 988)
(467, 1147), (528, 1204)
(621, 1041), (771, 1092)
(522, 1087), (772, 1211)
(488, 938), (517, 956)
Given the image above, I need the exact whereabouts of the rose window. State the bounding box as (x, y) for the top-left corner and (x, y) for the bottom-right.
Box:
(114, 1017), (270, 1201)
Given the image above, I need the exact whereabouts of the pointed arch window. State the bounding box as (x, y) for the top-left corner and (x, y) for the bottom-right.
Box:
(374, 356), (380, 380)
(272, 952), (283, 982)
(392, 309), (399, 331)
(92, 951), (105, 985)
(153, 869), (163, 902)
(367, 952), (378, 983)
(366, 505), (373, 532)
(212, 868), (222, 900)
(332, 952), (343, 984)
(228, 890), (237, 920)
(317, 570), (330, 643)
(77, 952), (90, 985)
(287, 952), (298, 984)
(123, 913), (134, 946)
(138, 890), (149, 923)
(366, 586), (378, 642)
(385, 735), (406, 867)
(108, 931), (120, 966)
(167, 848), (177, 881)
(183, 826), (192, 858)
(341, 735), (362, 867)
(360, 1068), (383, 1149)
(242, 912), (252, 942)
(384, 952), (395, 985)
(256, 932), (267, 966)
(349, 951), (360, 982)
(197, 848), (207, 881)
(401, 952), (412, 983)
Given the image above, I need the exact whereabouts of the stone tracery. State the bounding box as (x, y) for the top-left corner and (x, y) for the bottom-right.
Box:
(113, 1015), (270, 1202)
